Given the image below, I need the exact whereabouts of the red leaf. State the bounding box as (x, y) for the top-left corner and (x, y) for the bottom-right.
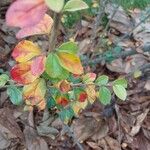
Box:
(56, 96), (69, 106)
(16, 14), (53, 39)
(31, 55), (46, 76)
(10, 62), (39, 84)
(78, 92), (88, 102)
(6, 0), (47, 28)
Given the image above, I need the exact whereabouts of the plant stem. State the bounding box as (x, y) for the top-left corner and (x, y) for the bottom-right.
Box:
(0, 84), (23, 89)
(48, 13), (61, 52)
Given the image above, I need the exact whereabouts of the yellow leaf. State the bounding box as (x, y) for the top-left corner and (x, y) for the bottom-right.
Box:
(71, 100), (88, 116)
(23, 78), (46, 110)
(86, 85), (96, 104)
(12, 40), (41, 63)
(57, 52), (83, 75)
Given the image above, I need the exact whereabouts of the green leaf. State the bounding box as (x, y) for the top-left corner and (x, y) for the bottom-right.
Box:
(47, 96), (56, 108)
(99, 86), (111, 105)
(57, 41), (78, 54)
(95, 75), (109, 86)
(45, 0), (64, 13)
(46, 53), (69, 79)
(113, 78), (127, 88)
(63, 0), (89, 12)
(7, 86), (23, 105)
(82, 73), (96, 84)
(113, 85), (127, 101)
(59, 108), (74, 124)
(0, 74), (9, 87)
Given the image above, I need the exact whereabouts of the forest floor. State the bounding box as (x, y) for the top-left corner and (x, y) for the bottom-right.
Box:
(0, 1), (150, 150)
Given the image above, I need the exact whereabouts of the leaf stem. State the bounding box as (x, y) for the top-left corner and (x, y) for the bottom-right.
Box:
(48, 13), (61, 52)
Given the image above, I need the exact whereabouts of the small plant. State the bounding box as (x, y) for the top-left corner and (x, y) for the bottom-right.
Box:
(1, 0), (127, 124)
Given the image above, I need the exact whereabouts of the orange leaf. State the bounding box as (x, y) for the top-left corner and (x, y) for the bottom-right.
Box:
(6, 0), (47, 28)
(10, 61), (39, 85)
(58, 80), (71, 93)
(12, 40), (41, 63)
(56, 96), (69, 107)
(57, 52), (83, 75)
(31, 55), (46, 76)
(16, 14), (53, 39)
(23, 78), (46, 110)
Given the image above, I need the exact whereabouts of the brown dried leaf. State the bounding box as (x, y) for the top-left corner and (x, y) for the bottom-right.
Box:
(24, 126), (49, 150)
(130, 109), (149, 136)
(0, 108), (23, 140)
(105, 136), (121, 150)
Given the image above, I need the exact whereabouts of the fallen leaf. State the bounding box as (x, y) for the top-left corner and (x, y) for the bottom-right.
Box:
(0, 108), (23, 140)
(0, 131), (11, 149)
(24, 126), (49, 150)
(105, 136), (121, 150)
(130, 109), (149, 136)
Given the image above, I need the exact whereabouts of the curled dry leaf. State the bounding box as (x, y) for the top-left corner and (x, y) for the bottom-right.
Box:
(0, 108), (23, 140)
(130, 109), (149, 136)
(24, 126), (49, 150)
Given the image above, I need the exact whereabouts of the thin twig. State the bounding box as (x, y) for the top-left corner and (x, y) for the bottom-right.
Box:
(91, 0), (109, 42)
(0, 84), (23, 89)
(103, 4), (120, 33)
(82, 44), (150, 65)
